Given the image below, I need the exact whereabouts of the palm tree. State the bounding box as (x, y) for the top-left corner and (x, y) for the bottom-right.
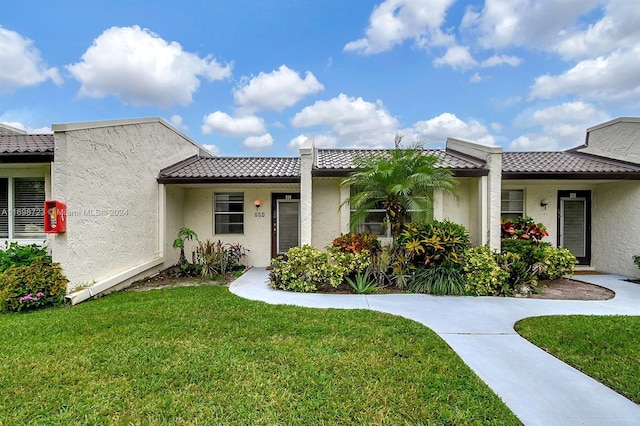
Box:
(341, 137), (458, 237)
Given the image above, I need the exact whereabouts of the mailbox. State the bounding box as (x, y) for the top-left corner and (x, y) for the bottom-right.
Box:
(44, 200), (66, 233)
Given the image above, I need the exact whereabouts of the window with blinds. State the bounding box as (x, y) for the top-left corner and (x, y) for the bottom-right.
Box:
(214, 192), (244, 234)
(501, 190), (524, 221)
(0, 179), (8, 238)
(0, 177), (45, 239)
(14, 178), (45, 237)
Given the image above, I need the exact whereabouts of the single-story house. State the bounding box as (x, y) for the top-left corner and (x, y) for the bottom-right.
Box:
(1, 117), (638, 304)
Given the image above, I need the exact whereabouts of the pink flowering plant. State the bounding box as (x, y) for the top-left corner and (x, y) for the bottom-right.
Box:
(0, 255), (69, 313)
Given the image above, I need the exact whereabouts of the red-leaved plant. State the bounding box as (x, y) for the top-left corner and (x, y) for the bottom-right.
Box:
(501, 216), (549, 243)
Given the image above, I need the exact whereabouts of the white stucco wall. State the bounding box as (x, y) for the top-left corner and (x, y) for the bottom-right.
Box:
(49, 119), (200, 288)
(438, 178), (480, 244)
(182, 184), (300, 267)
(579, 118), (640, 165)
(592, 181), (640, 278)
(311, 178), (343, 250)
(164, 185), (186, 266)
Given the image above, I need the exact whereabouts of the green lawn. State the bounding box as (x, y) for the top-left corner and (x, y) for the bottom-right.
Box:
(0, 286), (519, 425)
(516, 315), (640, 404)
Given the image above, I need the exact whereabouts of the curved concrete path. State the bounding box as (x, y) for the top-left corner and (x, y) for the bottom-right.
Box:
(230, 269), (640, 425)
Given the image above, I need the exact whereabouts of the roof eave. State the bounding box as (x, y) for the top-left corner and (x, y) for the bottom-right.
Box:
(312, 168), (489, 178)
(0, 153), (54, 163)
(157, 176), (301, 184)
(502, 172), (640, 180)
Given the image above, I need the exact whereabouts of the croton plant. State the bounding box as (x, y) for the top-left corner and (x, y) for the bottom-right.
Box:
(501, 216), (549, 242)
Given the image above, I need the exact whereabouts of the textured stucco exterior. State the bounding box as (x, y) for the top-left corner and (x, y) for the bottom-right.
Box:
(446, 138), (501, 249)
(311, 178), (343, 250)
(182, 184), (300, 267)
(49, 119), (200, 289)
(579, 118), (640, 165)
(591, 181), (640, 278)
(438, 178), (481, 245)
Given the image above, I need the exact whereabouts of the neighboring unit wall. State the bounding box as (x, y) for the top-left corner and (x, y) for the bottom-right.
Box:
(183, 184), (300, 267)
(592, 181), (640, 278)
(311, 178), (343, 250)
(579, 118), (640, 165)
(50, 118), (200, 290)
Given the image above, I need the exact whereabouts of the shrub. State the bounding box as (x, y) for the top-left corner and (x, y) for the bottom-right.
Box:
(408, 261), (467, 295)
(328, 248), (372, 277)
(539, 246), (578, 280)
(331, 232), (381, 254)
(633, 254), (640, 270)
(463, 246), (510, 296)
(194, 240), (248, 278)
(0, 257), (68, 313)
(345, 271), (382, 294)
(495, 251), (539, 295)
(501, 239), (548, 266)
(0, 242), (49, 273)
(501, 216), (548, 242)
(269, 245), (344, 292)
(397, 220), (471, 267)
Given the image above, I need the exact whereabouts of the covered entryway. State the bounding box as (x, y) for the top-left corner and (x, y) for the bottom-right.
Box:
(271, 193), (300, 258)
(558, 190), (591, 265)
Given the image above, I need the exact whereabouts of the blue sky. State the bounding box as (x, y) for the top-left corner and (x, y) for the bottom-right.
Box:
(1, 0), (639, 156)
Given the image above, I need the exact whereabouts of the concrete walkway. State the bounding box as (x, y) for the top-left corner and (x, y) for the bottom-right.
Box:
(230, 268), (640, 426)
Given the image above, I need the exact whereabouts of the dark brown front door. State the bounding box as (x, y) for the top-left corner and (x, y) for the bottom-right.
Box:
(557, 190), (591, 265)
(271, 193), (300, 259)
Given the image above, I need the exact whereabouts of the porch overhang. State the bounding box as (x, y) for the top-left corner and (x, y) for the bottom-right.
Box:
(157, 176), (300, 184)
(312, 168), (489, 178)
(502, 172), (640, 180)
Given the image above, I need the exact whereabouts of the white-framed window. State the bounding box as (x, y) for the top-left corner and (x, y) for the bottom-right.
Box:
(501, 189), (524, 221)
(349, 186), (425, 237)
(214, 192), (244, 234)
(0, 177), (46, 239)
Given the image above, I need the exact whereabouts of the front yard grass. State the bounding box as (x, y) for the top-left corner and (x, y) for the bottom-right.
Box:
(0, 286), (519, 425)
(516, 315), (640, 404)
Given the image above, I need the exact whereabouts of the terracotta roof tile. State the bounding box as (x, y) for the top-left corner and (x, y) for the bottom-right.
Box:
(0, 134), (54, 154)
(315, 149), (485, 170)
(502, 152), (640, 174)
(160, 156), (300, 179)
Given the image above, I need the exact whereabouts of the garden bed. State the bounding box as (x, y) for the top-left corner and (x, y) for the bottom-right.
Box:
(126, 265), (247, 292)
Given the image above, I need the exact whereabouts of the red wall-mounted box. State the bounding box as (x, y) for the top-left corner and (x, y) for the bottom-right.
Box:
(44, 200), (66, 233)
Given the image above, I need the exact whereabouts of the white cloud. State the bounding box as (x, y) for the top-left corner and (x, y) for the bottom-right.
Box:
(469, 72), (482, 83)
(433, 45), (478, 70)
(288, 134), (338, 151)
(510, 101), (610, 150)
(202, 111), (266, 136)
(530, 47), (640, 104)
(411, 113), (495, 145)
(344, 0), (455, 54)
(481, 54), (522, 67)
(201, 144), (220, 156)
(554, 0), (640, 60)
(0, 26), (62, 93)
(291, 93), (398, 148)
(243, 133), (274, 150)
(234, 65), (324, 112)
(461, 0), (602, 51)
(169, 114), (188, 130)
(67, 26), (232, 107)
(0, 121), (52, 134)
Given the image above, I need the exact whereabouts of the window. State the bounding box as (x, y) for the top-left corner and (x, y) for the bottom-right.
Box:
(349, 186), (421, 238)
(0, 177), (46, 239)
(214, 192), (244, 234)
(501, 189), (524, 221)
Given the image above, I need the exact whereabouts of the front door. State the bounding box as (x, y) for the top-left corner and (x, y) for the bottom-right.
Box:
(558, 190), (591, 265)
(271, 193), (300, 258)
